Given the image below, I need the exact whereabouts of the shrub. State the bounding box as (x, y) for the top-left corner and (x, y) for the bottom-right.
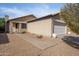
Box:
(36, 35), (43, 38)
(21, 31), (26, 34)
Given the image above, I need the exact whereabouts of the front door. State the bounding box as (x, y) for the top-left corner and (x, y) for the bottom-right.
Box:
(13, 23), (19, 33)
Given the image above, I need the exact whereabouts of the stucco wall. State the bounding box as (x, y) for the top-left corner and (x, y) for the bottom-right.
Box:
(27, 18), (52, 37)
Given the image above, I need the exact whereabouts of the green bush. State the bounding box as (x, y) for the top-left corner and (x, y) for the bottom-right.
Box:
(21, 31), (26, 34)
(0, 18), (5, 27)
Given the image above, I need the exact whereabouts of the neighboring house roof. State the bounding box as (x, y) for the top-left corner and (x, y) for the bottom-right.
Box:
(8, 14), (36, 22)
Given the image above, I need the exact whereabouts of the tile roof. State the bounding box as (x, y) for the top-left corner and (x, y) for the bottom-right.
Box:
(8, 14), (36, 22)
(28, 13), (59, 23)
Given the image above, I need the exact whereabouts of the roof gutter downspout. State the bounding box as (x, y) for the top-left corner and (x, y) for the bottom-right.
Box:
(51, 17), (54, 38)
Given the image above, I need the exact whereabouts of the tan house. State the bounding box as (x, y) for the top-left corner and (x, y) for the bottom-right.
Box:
(5, 15), (36, 33)
(5, 13), (70, 37)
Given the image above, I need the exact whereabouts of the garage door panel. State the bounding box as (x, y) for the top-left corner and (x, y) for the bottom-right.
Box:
(54, 25), (65, 35)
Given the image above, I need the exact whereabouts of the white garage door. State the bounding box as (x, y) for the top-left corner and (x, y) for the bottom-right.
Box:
(54, 25), (65, 35)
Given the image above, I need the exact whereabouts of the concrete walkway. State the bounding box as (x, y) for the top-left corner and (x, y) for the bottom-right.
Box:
(16, 33), (57, 50)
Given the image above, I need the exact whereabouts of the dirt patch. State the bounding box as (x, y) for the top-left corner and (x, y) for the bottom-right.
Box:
(0, 33), (41, 56)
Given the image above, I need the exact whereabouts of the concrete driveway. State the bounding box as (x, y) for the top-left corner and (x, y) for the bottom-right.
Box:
(16, 33), (58, 50)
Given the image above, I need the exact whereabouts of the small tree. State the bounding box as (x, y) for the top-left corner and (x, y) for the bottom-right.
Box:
(0, 18), (5, 27)
(0, 18), (5, 32)
(60, 3), (79, 34)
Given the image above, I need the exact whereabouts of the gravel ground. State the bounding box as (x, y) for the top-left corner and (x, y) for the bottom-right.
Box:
(0, 33), (41, 56)
(0, 33), (79, 56)
(41, 39), (79, 56)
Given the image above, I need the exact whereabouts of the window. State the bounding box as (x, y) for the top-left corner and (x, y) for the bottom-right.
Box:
(21, 23), (27, 29)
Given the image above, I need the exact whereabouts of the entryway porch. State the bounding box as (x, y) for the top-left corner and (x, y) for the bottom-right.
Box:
(9, 21), (27, 33)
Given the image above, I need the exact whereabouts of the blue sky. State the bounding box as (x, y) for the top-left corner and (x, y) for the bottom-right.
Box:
(0, 3), (64, 18)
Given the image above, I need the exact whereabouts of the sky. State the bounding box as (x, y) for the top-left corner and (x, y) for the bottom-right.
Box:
(0, 3), (64, 19)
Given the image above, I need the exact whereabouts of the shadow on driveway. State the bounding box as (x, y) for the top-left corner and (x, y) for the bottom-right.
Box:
(0, 33), (9, 44)
(62, 36), (79, 49)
